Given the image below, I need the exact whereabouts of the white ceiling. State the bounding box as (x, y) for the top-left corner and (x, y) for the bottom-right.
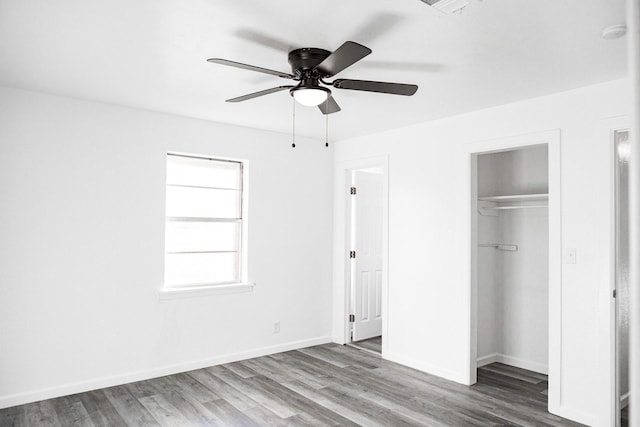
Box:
(0, 0), (628, 140)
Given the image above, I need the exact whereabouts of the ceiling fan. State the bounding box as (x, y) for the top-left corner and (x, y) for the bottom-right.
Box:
(207, 41), (418, 114)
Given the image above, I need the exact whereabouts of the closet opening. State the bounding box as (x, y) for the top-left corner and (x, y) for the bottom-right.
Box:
(470, 142), (555, 410)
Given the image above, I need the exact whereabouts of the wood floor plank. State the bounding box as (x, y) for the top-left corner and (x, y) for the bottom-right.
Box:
(489, 362), (549, 382)
(299, 346), (380, 370)
(296, 347), (351, 368)
(479, 363), (544, 384)
(51, 396), (94, 427)
(366, 363), (572, 427)
(132, 376), (226, 426)
(103, 385), (160, 426)
(187, 368), (257, 412)
(124, 379), (161, 400)
(156, 389), (222, 426)
(24, 400), (62, 427)
(330, 368), (508, 427)
(249, 375), (359, 426)
(330, 344), (383, 367)
(476, 369), (547, 400)
(164, 372), (220, 404)
(276, 351), (370, 394)
(282, 379), (416, 427)
(242, 405), (296, 427)
(207, 365), (298, 418)
(77, 389), (128, 427)
(0, 404), (23, 426)
(282, 410), (342, 427)
(262, 354), (332, 389)
(138, 394), (191, 426)
(0, 344), (587, 427)
(237, 358), (296, 384)
(356, 390), (452, 427)
(351, 336), (382, 354)
(223, 361), (259, 379)
(202, 399), (259, 427)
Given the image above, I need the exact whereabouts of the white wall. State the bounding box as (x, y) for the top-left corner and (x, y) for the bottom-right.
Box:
(332, 78), (629, 425)
(0, 86), (334, 408)
(477, 146), (549, 374)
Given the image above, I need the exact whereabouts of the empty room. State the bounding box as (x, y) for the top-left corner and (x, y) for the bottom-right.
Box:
(1, 0), (639, 426)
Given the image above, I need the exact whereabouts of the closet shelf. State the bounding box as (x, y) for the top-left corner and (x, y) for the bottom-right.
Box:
(478, 193), (548, 202)
(487, 205), (547, 210)
(478, 193), (548, 216)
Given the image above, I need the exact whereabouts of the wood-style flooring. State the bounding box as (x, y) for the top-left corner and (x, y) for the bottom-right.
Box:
(350, 336), (382, 354)
(622, 405), (629, 427)
(0, 343), (585, 426)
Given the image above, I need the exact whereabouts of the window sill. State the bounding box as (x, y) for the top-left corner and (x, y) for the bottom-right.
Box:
(158, 282), (255, 300)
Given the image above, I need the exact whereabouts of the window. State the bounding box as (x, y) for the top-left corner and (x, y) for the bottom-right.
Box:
(163, 153), (247, 293)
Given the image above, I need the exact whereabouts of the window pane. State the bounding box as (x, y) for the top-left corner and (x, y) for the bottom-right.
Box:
(165, 221), (239, 253)
(165, 252), (239, 286)
(167, 155), (241, 189)
(165, 186), (240, 218)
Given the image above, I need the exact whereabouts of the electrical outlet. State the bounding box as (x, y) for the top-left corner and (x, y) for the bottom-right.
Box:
(273, 321), (280, 334)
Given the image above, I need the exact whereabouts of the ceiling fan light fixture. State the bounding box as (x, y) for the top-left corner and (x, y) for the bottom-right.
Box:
(291, 86), (331, 107)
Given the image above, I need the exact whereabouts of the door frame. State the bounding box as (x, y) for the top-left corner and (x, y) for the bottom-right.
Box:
(599, 115), (631, 427)
(332, 155), (389, 355)
(466, 129), (562, 415)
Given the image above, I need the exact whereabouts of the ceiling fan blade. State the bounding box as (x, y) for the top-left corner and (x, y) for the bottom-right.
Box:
(207, 58), (295, 79)
(318, 96), (341, 115)
(226, 86), (295, 103)
(314, 41), (372, 77)
(332, 79), (418, 96)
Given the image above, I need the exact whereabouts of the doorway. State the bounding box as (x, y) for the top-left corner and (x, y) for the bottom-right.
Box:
(474, 143), (550, 378)
(614, 129), (630, 427)
(468, 130), (562, 416)
(348, 167), (384, 354)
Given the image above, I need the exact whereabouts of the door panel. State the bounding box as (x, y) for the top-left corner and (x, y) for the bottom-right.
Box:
(352, 170), (383, 341)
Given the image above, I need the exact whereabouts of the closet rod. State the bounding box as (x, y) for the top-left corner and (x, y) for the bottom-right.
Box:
(484, 205), (548, 210)
(478, 244), (518, 251)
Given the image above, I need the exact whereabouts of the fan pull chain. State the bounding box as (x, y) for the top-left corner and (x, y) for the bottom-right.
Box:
(325, 99), (329, 147)
(291, 97), (296, 148)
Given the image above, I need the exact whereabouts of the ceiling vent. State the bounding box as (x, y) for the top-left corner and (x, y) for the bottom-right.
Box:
(420, 0), (469, 14)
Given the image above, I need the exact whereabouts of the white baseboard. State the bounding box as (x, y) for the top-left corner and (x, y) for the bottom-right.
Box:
(476, 353), (499, 367)
(385, 352), (468, 385)
(0, 336), (332, 410)
(476, 353), (548, 375)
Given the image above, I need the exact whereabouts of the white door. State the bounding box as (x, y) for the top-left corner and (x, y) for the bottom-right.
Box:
(351, 170), (383, 341)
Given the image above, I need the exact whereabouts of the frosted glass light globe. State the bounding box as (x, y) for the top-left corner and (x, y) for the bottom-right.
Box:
(291, 87), (330, 106)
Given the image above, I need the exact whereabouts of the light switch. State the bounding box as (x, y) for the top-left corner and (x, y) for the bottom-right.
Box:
(566, 248), (577, 264)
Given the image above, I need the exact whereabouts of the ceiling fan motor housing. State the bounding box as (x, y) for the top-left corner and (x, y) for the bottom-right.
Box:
(288, 48), (331, 76)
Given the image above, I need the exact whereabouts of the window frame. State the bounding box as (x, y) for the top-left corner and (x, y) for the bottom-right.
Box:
(159, 152), (253, 299)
